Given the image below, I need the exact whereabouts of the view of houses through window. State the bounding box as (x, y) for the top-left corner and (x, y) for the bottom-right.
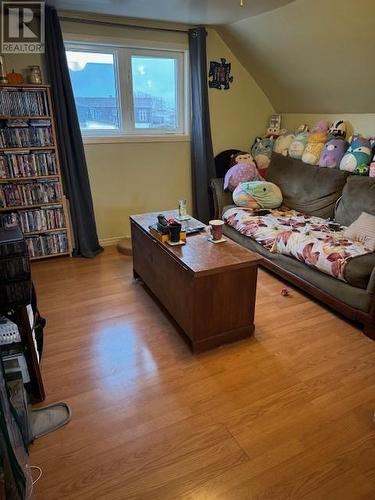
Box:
(65, 45), (185, 135)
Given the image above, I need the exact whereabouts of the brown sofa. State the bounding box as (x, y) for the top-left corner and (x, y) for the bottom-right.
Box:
(210, 152), (375, 338)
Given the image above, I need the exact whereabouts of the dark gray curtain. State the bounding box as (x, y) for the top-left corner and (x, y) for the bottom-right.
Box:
(44, 6), (103, 258)
(189, 27), (216, 224)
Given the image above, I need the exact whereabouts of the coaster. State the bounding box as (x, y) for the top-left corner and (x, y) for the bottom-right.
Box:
(176, 215), (191, 221)
(166, 239), (186, 246)
(207, 236), (227, 244)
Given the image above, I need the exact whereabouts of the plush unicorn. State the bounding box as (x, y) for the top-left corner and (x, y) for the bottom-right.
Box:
(339, 136), (372, 174)
(302, 120), (330, 165)
(319, 138), (348, 169)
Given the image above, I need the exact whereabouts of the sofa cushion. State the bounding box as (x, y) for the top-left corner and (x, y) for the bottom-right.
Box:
(224, 206), (375, 288)
(223, 223), (373, 312)
(223, 214), (374, 290)
(267, 153), (350, 218)
(344, 253), (375, 289)
(335, 176), (375, 226)
(343, 212), (375, 250)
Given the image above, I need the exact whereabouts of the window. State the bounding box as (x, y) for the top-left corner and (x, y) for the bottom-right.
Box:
(66, 49), (120, 131)
(65, 42), (188, 139)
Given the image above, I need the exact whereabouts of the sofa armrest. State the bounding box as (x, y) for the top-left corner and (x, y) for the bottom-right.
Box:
(367, 267), (375, 294)
(210, 178), (233, 219)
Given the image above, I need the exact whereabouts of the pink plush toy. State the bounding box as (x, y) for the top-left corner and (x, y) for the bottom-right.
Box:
(224, 151), (263, 191)
(370, 157), (375, 177)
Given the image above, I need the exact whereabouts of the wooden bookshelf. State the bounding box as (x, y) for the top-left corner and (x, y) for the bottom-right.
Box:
(0, 146), (55, 152)
(0, 201), (63, 211)
(0, 115), (51, 120)
(25, 228), (67, 236)
(30, 252), (70, 261)
(0, 85), (73, 260)
(0, 175), (59, 182)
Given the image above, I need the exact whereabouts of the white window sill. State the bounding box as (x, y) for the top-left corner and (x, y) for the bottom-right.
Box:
(82, 134), (190, 145)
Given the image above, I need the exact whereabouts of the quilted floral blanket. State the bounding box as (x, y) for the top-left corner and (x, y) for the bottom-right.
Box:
(223, 207), (374, 281)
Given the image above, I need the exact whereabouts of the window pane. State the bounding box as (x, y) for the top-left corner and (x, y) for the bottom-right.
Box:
(66, 50), (120, 131)
(131, 56), (177, 130)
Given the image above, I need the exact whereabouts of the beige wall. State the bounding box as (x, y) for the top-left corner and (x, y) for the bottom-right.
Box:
(283, 114), (375, 138)
(1, 17), (273, 241)
(84, 141), (191, 242)
(206, 28), (273, 154)
(220, 0), (375, 114)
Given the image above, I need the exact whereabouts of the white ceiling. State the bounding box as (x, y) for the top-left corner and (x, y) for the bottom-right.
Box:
(50, 0), (294, 25)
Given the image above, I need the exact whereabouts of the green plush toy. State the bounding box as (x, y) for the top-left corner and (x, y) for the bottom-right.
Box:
(232, 181), (283, 209)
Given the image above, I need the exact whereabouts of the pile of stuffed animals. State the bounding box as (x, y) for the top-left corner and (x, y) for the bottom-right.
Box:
(223, 117), (375, 210)
(224, 150), (283, 209)
(248, 118), (375, 178)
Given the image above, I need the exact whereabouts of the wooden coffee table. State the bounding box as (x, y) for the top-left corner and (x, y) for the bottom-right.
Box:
(130, 211), (262, 352)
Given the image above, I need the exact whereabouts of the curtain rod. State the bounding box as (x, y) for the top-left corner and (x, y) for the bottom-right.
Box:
(58, 16), (189, 34)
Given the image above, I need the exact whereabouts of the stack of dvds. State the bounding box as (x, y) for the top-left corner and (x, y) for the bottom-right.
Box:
(0, 181), (62, 208)
(0, 206), (66, 233)
(0, 124), (53, 148)
(18, 206), (65, 233)
(0, 90), (49, 116)
(26, 232), (68, 257)
(0, 152), (57, 178)
(0, 86), (71, 260)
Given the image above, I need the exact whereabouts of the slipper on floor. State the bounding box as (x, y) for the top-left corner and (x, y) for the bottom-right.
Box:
(31, 402), (72, 439)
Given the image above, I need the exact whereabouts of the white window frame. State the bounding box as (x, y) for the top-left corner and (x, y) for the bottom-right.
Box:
(65, 36), (189, 143)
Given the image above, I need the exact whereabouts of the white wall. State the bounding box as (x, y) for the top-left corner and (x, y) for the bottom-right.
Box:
(283, 114), (375, 138)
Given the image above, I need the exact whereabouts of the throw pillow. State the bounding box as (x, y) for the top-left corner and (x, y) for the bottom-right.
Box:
(343, 212), (375, 250)
(233, 181), (283, 209)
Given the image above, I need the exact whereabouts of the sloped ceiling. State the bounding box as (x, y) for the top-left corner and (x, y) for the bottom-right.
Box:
(219, 0), (375, 113)
(51, 0), (293, 25)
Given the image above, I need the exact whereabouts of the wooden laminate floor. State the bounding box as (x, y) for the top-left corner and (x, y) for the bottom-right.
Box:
(30, 247), (375, 499)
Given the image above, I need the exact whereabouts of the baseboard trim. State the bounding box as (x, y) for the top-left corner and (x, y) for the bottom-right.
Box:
(99, 236), (128, 247)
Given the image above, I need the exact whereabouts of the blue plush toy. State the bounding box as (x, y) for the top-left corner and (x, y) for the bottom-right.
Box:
(251, 137), (274, 175)
(339, 136), (372, 174)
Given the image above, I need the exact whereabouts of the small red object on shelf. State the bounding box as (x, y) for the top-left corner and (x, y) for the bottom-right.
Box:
(281, 287), (290, 297)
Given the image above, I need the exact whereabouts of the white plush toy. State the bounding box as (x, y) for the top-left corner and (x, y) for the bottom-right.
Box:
(273, 131), (295, 156)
